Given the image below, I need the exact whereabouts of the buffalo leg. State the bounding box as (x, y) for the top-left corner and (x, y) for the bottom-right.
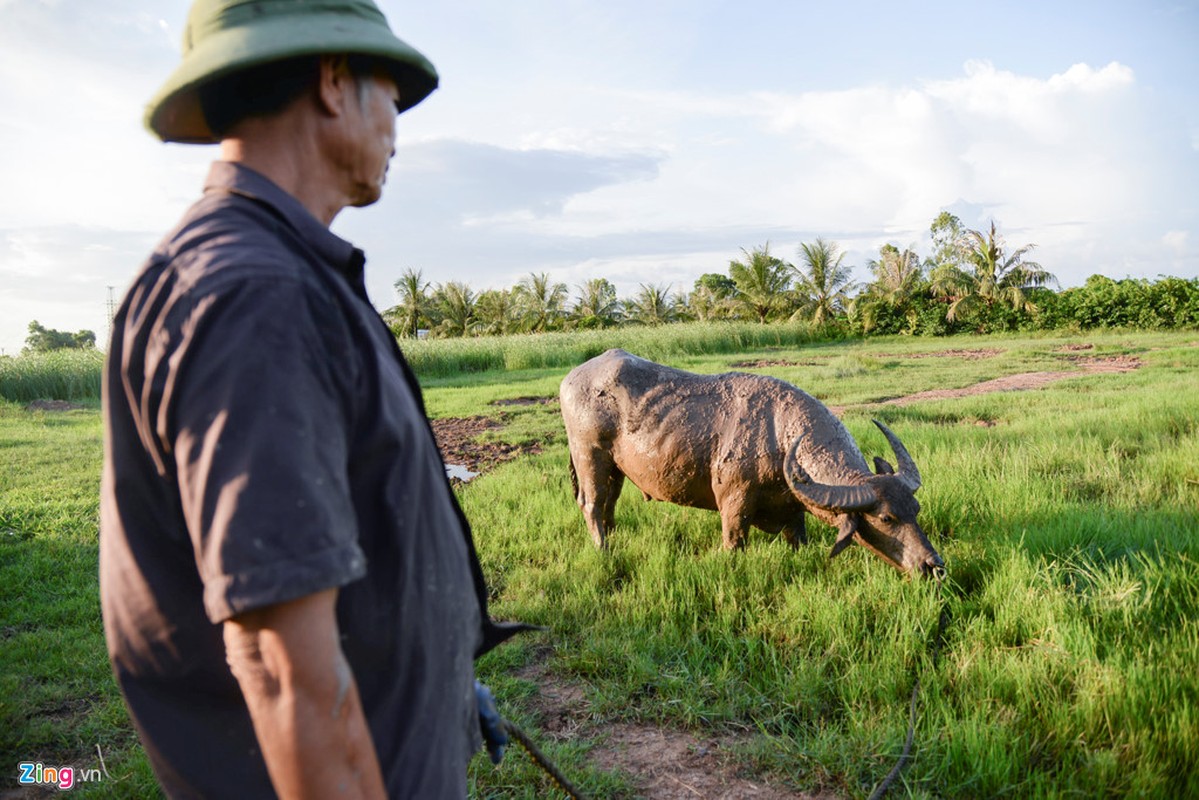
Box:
(601, 465), (624, 538)
(781, 516), (807, 549)
(719, 504), (750, 550)
(572, 447), (621, 549)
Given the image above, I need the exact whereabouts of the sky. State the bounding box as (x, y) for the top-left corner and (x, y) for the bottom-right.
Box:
(1, 0), (1197, 355)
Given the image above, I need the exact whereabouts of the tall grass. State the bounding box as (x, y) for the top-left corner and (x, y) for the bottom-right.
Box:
(400, 320), (833, 378)
(0, 323), (828, 401)
(0, 349), (103, 403)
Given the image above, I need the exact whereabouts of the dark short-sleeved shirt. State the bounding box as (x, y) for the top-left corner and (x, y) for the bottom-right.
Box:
(100, 162), (490, 798)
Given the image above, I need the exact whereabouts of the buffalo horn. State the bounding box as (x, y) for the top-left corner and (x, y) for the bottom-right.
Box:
(872, 419), (922, 492)
(784, 435), (876, 512)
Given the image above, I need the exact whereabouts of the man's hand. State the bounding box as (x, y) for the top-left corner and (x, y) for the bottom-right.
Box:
(224, 589), (386, 799)
(475, 681), (507, 765)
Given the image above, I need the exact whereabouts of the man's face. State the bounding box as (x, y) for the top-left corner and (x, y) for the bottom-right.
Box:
(344, 72), (400, 208)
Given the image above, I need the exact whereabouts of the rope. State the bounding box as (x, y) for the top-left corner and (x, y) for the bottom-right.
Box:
(503, 719), (590, 800)
(867, 569), (951, 800)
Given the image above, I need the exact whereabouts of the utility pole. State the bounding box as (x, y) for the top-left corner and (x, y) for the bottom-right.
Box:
(107, 286), (116, 343)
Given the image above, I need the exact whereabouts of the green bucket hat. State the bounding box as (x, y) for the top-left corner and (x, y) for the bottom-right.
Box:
(146, 0), (439, 143)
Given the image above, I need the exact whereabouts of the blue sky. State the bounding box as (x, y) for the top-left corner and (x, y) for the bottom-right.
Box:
(2, 0), (1197, 355)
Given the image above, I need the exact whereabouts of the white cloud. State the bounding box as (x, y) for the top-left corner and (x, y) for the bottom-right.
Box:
(1163, 230), (1189, 253)
(0, 2), (206, 233)
(1047, 62), (1136, 93)
(0, 225), (157, 356)
(364, 54), (1195, 306)
(748, 60), (1146, 233)
(2, 0), (1196, 355)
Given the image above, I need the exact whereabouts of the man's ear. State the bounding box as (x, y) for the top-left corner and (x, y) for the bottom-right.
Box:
(316, 54), (354, 116)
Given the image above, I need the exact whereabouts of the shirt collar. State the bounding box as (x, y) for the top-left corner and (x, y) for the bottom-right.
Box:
(203, 161), (366, 288)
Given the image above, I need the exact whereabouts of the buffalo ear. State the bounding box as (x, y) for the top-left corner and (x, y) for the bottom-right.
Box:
(829, 517), (857, 559)
(873, 457), (895, 475)
(872, 419), (922, 492)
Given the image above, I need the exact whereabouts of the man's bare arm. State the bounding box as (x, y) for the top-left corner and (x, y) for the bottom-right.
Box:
(223, 588), (386, 799)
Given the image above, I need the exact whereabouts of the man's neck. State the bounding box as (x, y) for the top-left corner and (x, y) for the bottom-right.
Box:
(219, 117), (347, 227)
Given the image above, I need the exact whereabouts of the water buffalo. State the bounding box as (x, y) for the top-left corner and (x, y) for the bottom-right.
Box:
(559, 349), (943, 576)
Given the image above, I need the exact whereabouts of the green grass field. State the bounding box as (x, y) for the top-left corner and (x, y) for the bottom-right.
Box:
(3, 329), (1197, 798)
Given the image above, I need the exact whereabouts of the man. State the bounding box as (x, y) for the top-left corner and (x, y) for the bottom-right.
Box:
(100, 1), (522, 796)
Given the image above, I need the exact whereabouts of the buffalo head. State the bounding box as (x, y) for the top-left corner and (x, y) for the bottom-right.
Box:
(784, 420), (944, 577)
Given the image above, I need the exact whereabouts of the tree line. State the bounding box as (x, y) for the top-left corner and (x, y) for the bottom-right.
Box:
(20, 321), (96, 355)
(15, 211), (1197, 357)
(384, 212), (1199, 339)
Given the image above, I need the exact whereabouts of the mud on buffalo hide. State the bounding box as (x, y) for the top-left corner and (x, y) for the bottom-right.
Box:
(558, 349), (943, 576)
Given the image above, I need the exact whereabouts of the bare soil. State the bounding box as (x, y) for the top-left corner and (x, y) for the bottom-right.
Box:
(878, 347), (1003, 360)
(514, 660), (835, 799)
(428, 415), (542, 477)
(729, 359), (822, 369)
(872, 355), (1142, 408)
(491, 395), (558, 407)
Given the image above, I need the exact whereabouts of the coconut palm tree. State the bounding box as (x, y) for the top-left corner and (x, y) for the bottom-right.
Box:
(475, 288), (521, 336)
(689, 273), (737, 321)
(626, 283), (682, 326)
(792, 238), (856, 327)
(930, 220), (1056, 324)
(570, 278), (623, 329)
(728, 243), (792, 323)
(515, 272), (569, 332)
(855, 244), (925, 334)
(388, 268), (430, 338)
(430, 281), (478, 337)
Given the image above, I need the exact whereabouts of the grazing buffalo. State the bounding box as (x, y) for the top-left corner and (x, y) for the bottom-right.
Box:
(559, 349), (943, 576)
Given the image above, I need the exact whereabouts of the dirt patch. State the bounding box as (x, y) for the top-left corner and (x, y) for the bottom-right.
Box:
(729, 359), (828, 369)
(1, 783), (61, 799)
(24, 399), (85, 412)
(823, 356), (1145, 416)
(730, 359), (802, 368)
(876, 357), (1143, 408)
(429, 415), (541, 477)
(39, 696), (97, 725)
(1056, 355), (1144, 370)
(512, 661), (835, 799)
(731, 350), (1002, 369)
(879, 348), (1003, 360)
(591, 724), (816, 800)
(592, 724), (826, 800)
(491, 395), (557, 407)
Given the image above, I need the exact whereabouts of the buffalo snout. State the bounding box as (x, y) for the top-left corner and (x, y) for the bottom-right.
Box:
(917, 551), (946, 580)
